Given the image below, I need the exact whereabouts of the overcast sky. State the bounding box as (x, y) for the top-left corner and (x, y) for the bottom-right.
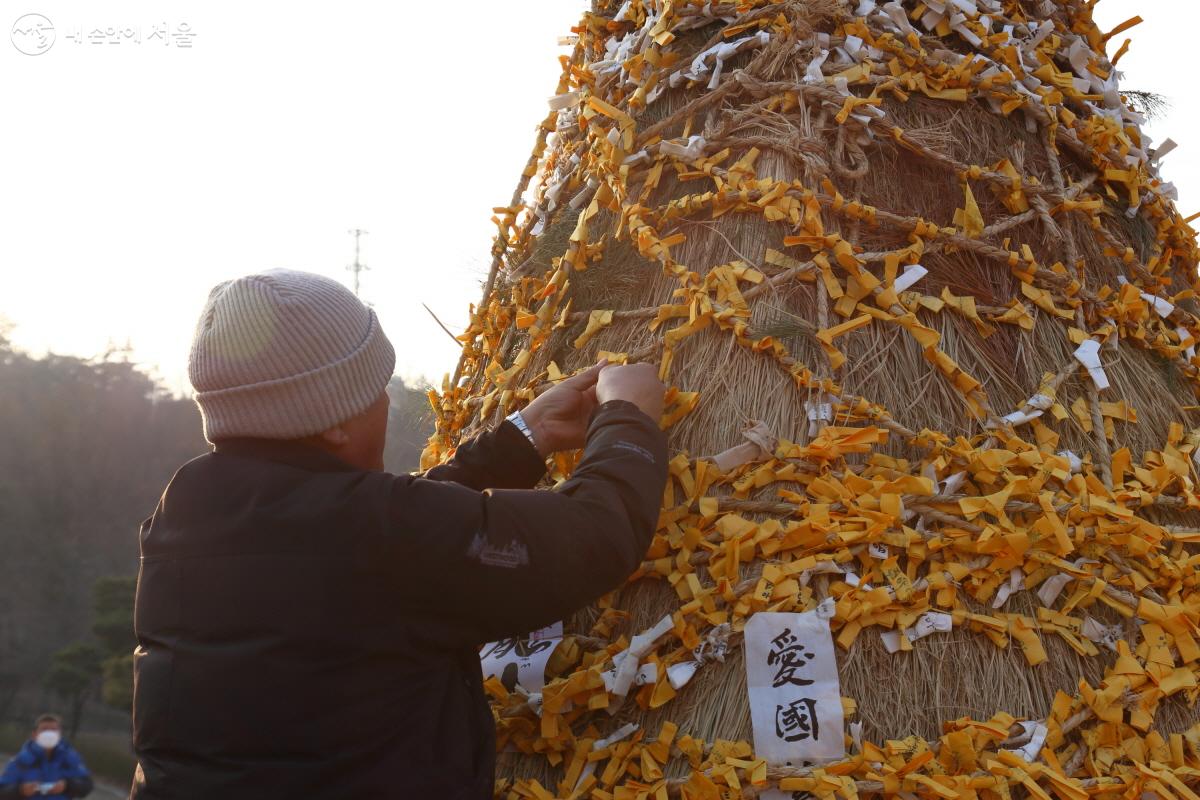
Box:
(0, 1), (1190, 394)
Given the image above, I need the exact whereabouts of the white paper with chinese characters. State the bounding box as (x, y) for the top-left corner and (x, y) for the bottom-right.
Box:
(745, 610), (845, 766)
(479, 621), (563, 692)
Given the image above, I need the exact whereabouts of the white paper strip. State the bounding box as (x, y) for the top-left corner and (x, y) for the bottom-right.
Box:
(805, 399), (834, 435)
(547, 91), (580, 111)
(882, 1), (916, 35)
(1056, 449), (1083, 473)
(912, 611), (952, 638)
(1003, 720), (1048, 762)
(709, 421), (777, 472)
(1152, 138), (1178, 162)
(804, 50), (829, 83)
(991, 568), (1025, 609)
(603, 657), (659, 690)
(608, 614), (674, 699)
(597, 722), (639, 748)
(1143, 292), (1175, 319)
(670, 32), (769, 89)
(636, 662), (658, 686)
(1177, 327), (1197, 361)
(1117, 276), (1176, 319)
(1037, 573), (1074, 607)
(667, 661), (699, 690)
(941, 470), (967, 495)
(480, 621), (563, 692)
(568, 180), (597, 210)
(880, 611), (953, 653)
(1080, 616), (1123, 652)
(659, 134), (707, 161)
(573, 722), (640, 792)
(1073, 339), (1110, 390)
(745, 610), (845, 765)
(890, 263), (929, 293)
(1000, 408), (1043, 427)
(664, 623), (732, 691)
(1027, 393), (1054, 410)
(843, 34), (864, 60)
(799, 560), (844, 587)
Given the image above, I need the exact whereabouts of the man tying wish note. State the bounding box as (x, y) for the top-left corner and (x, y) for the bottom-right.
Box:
(130, 269), (669, 798)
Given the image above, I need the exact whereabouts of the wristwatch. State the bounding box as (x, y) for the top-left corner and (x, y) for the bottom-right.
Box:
(505, 410), (539, 452)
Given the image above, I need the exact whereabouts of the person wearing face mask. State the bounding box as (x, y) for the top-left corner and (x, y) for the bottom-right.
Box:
(0, 715), (93, 799)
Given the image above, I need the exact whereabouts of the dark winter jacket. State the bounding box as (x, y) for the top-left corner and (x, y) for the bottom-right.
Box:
(0, 739), (92, 798)
(131, 399), (668, 799)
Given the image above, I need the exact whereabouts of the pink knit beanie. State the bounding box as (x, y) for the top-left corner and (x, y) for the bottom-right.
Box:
(188, 269), (395, 442)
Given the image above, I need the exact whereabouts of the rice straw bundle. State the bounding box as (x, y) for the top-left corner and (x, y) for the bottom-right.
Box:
(423, 1), (1200, 797)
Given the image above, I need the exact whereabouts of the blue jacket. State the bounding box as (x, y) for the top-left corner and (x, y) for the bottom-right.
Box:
(0, 739), (92, 798)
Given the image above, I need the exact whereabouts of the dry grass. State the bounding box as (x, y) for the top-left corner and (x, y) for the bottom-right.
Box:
(475, 2), (1200, 790)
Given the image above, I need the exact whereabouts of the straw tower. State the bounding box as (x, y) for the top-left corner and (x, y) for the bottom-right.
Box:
(423, 1), (1200, 797)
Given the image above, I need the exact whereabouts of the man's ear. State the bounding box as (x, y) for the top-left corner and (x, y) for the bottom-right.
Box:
(317, 426), (351, 447)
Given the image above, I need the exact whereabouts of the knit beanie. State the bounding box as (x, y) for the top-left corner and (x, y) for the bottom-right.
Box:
(188, 269), (396, 442)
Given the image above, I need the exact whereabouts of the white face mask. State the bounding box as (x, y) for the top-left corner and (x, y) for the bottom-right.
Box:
(35, 730), (60, 750)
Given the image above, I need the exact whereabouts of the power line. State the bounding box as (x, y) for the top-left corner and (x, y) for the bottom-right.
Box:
(347, 228), (369, 297)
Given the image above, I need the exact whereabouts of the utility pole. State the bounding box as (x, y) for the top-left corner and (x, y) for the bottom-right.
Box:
(347, 228), (369, 297)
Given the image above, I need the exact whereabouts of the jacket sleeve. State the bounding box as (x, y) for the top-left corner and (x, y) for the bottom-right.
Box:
(61, 743), (90, 782)
(0, 754), (22, 788)
(388, 400), (668, 642)
(418, 419), (547, 491)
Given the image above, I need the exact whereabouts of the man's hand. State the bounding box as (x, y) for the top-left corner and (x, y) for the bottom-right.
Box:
(518, 361), (606, 456)
(49, 781), (66, 795)
(19, 783), (38, 798)
(596, 362), (666, 422)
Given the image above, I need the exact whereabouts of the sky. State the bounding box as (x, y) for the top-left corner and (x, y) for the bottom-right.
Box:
(0, 1), (1193, 394)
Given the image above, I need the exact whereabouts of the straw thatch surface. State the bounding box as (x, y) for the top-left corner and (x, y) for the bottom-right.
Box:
(424, 1), (1200, 797)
